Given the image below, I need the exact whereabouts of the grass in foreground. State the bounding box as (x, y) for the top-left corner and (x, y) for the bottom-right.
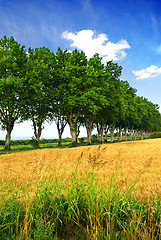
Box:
(0, 165), (161, 240)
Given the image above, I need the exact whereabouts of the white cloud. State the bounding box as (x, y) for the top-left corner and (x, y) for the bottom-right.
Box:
(132, 65), (161, 80)
(62, 30), (130, 62)
(159, 104), (161, 113)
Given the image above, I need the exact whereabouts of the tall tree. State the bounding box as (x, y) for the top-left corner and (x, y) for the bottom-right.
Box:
(23, 47), (56, 147)
(55, 49), (87, 144)
(95, 61), (123, 143)
(82, 54), (109, 144)
(51, 48), (69, 145)
(115, 81), (137, 141)
(0, 36), (27, 148)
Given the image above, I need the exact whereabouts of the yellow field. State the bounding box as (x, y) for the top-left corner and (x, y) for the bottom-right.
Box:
(1, 138), (161, 197)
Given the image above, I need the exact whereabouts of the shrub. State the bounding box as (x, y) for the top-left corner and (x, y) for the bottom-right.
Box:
(0, 140), (5, 145)
(150, 132), (161, 139)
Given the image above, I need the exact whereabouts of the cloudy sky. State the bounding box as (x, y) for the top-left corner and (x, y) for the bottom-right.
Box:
(0, 0), (161, 139)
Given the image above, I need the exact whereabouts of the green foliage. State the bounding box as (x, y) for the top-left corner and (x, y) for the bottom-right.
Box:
(79, 137), (85, 143)
(0, 35), (161, 145)
(0, 140), (5, 146)
(91, 134), (99, 143)
(40, 138), (59, 144)
(150, 132), (161, 139)
(0, 36), (27, 148)
(29, 137), (39, 149)
(0, 138), (74, 153)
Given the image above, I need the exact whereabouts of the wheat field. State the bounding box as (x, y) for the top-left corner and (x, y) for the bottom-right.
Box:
(1, 138), (161, 197)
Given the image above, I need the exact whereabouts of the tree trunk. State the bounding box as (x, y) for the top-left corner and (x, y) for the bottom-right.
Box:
(109, 125), (115, 143)
(96, 123), (101, 142)
(138, 131), (140, 140)
(68, 120), (77, 144)
(122, 132), (124, 141)
(141, 131), (144, 140)
(5, 131), (11, 148)
(58, 131), (62, 146)
(104, 125), (109, 142)
(68, 118), (77, 144)
(97, 122), (104, 144)
(32, 118), (43, 148)
(146, 131), (151, 139)
(100, 127), (104, 144)
(85, 117), (94, 145)
(5, 120), (14, 149)
(110, 132), (114, 143)
(86, 128), (92, 145)
(100, 122), (106, 144)
(56, 118), (67, 146)
(129, 127), (134, 141)
(97, 122), (107, 144)
(134, 129), (137, 141)
(71, 129), (77, 143)
(67, 110), (79, 144)
(76, 124), (80, 143)
(104, 131), (107, 142)
(118, 126), (122, 142)
(124, 127), (128, 141)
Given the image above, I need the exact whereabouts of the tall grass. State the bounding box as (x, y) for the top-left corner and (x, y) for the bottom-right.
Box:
(0, 165), (161, 239)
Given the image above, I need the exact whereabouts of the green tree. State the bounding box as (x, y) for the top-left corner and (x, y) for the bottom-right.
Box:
(51, 48), (69, 145)
(23, 47), (56, 148)
(55, 49), (87, 144)
(82, 54), (109, 144)
(0, 36), (27, 149)
(115, 81), (137, 141)
(95, 61), (123, 143)
(123, 91), (138, 141)
(138, 98), (161, 139)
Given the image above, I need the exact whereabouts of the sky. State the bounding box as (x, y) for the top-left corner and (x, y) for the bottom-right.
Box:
(0, 0), (161, 139)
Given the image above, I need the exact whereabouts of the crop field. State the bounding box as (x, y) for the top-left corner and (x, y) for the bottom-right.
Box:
(1, 138), (161, 197)
(1, 138), (161, 239)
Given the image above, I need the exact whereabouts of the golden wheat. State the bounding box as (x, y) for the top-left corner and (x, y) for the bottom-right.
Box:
(0, 138), (161, 198)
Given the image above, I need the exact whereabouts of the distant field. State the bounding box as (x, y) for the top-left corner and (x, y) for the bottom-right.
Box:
(1, 138), (161, 197)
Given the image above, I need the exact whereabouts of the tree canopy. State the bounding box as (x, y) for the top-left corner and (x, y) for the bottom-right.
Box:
(0, 35), (160, 147)
(0, 36), (27, 148)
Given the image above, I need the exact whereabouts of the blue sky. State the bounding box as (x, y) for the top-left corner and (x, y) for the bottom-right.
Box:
(0, 0), (161, 139)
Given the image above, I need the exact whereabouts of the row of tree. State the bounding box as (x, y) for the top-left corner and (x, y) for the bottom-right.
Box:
(0, 36), (161, 148)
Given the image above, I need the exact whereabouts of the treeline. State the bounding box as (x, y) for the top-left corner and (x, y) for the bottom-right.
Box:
(0, 36), (161, 148)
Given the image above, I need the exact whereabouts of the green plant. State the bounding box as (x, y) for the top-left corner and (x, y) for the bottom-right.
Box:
(29, 137), (39, 149)
(0, 166), (161, 239)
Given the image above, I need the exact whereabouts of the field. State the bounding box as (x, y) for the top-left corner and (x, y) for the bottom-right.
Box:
(1, 138), (161, 196)
(0, 138), (161, 239)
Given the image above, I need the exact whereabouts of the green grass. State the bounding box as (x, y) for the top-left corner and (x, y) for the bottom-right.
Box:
(0, 167), (160, 239)
(0, 136), (134, 155)
(0, 132), (156, 154)
(0, 139), (72, 154)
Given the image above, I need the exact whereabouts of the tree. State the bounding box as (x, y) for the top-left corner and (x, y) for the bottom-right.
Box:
(23, 47), (56, 147)
(115, 81), (137, 141)
(82, 54), (109, 144)
(124, 92), (138, 141)
(0, 36), (27, 149)
(95, 61), (123, 143)
(137, 98), (161, 139)
(55, 49), (87, 144)
(51, 48), (69, 145)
